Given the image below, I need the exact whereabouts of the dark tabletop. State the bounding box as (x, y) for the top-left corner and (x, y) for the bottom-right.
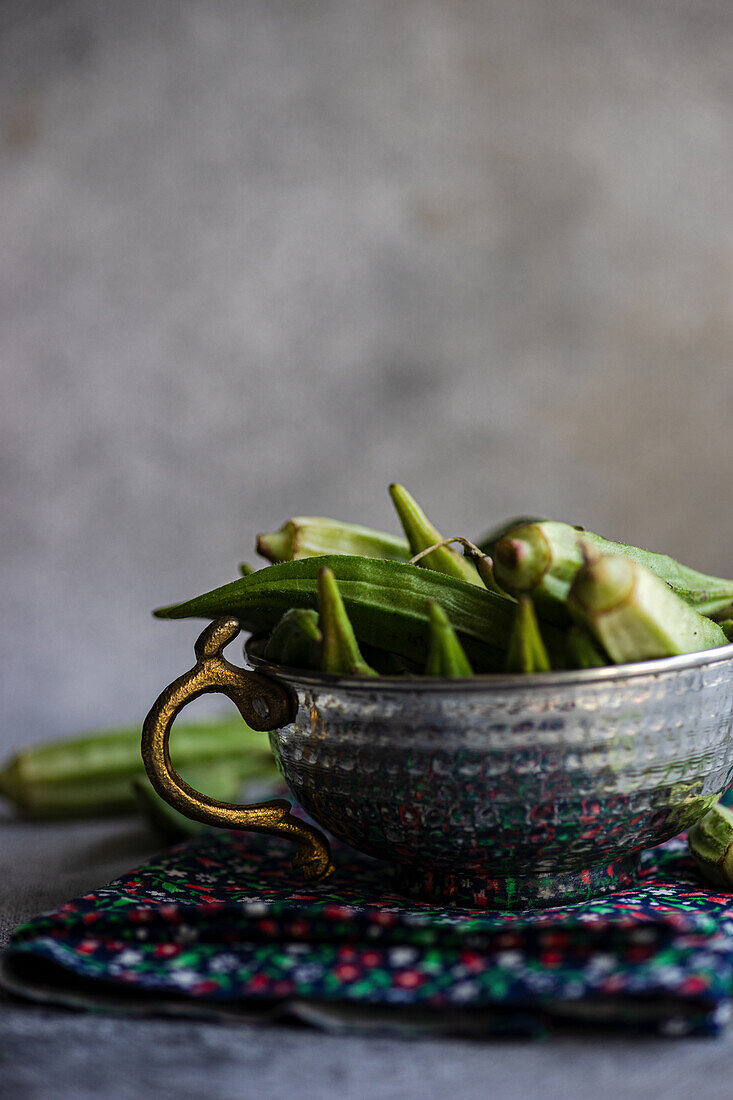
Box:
(3, 812), (733, 1100)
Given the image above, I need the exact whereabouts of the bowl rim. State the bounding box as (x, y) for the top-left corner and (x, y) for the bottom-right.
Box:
(244, 636), (733, 693)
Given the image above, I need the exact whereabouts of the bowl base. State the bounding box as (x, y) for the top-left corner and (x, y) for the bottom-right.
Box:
(393, 853), (642, 910)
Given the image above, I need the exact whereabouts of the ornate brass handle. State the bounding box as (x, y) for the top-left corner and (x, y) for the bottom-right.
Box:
(141, 617), (334, 881)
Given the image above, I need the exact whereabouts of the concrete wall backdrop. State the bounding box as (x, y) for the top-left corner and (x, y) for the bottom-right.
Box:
(3, 0), (733, 750)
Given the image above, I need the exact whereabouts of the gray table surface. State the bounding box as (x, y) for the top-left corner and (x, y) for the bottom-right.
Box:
(3, 810), (733, 1100)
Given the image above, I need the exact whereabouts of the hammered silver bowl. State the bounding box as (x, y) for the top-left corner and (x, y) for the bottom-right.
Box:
(142, 619), (733, 910)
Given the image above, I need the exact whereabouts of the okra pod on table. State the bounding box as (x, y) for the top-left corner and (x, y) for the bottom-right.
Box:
(0, 721), (274, 819)
(154, 554), (558, 673)
(566, 554), (728, 664)
(257, 517), (410, 564)
(424, 601), (474, 677)
(494, 521), (733, 623)
(388, 484), (482, 587)
(133, 756), (279, 842)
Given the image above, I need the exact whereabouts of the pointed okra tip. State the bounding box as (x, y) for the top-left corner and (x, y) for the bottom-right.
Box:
(425, 599), (474, 677)
(318, 566), (377, 677)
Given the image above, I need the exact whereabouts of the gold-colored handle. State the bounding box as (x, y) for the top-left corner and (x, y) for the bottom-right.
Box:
(141, 617), (334, 881)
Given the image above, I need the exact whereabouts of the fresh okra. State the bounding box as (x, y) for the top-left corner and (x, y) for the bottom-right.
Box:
(494, 521), (733, 623)
(424, 601), (474, 677)
(0, 720), (275, 819)
(257, 517), (410, 564)
(318, 567), (377, 676)
(565, 625), (606, 669)
(263, 608), (322, 669)
(687, 802), (733, 889)
(154, 554), (552, 673)
(567, 554), (728, 664)
(388, 484), (482, 587)
(132, 759), (269, 843)
(504, 596), (551, 673)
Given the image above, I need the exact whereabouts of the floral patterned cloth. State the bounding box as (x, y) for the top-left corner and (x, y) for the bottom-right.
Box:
(4, 828), (733, 1036)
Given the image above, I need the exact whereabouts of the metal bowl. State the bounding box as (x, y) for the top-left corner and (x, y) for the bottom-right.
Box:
(246, 639), (733, 908)
(142, 619), (733, 910)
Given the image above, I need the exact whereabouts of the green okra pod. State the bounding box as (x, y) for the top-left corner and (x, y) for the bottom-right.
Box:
(688, 802), (733, 889)
(318, 567), (378, 676)
(424, 601), (474, 677)
(494, 521), (733, 623)
(565, 625), (606, 669)
(257, 517), (410, 564)
(504, 596), (552, 673)
(0, 720), (274, 819)
(132, 755), (279, 842)
(154, 555), (553, 673)
(567, 554), (728, 664)
(388, 484), (482, 587)
(263, 608), (322, 670)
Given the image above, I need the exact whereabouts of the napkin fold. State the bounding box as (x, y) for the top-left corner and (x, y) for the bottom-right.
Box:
(4, 830), (733, 1037)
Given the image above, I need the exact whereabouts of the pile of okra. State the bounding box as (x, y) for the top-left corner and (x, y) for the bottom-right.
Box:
(154, 484), (733, 678)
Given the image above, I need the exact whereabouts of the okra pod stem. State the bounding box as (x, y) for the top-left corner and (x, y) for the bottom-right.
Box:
(410, 536), (505, 595)
(318, 567), (378, 676)
(388, 484), (482, 586)
(425, 601), (474, 677)
(504, 596), (552, 673)
(257, 517), (410, 564)
(567, 554), (728, 663)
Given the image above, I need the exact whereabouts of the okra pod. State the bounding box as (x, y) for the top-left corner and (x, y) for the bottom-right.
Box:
(133, 755), (279, 842)
(318, 567), (377, 676)
(567, 554), (728, 664)
(424, 601), (474, 677)
(494, 521), (733, 623)
(504, 596), (551, 673)
(154, 555), (550, 673)
(257, 517), (410, 564)
(0, 720), (273, 819)
(565, 625), (606, 669)
(263, 608), (322, 669)
(688, 802), (733, 889)
(388, 484), (482, 587)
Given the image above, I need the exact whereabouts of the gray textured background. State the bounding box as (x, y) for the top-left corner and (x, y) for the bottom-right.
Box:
(4, 2), (733, 1095)
(4, 0), (733, 750)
